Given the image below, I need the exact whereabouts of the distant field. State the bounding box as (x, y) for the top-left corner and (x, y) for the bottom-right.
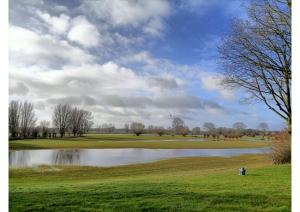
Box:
(9, 134), (271, 150)
(9, 154), (290, 211)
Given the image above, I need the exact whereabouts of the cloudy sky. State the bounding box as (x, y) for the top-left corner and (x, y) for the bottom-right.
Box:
(9, 0), (285, 130)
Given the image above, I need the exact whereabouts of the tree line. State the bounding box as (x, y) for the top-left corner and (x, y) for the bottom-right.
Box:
(9, 100), (270, 139)
(95, 117), (269, 138)
(9, 100), (93, 139)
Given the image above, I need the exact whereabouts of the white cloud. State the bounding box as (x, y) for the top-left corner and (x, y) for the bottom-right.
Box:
(179, 0), (245, 17)
(113, 32), (144, 46)
(37, 10), (70, 34)
(148, 76), (178, 90)
(120, 51), (155, 65)
(35, 10), (111, 48)
(80, 0), (171, 37)
(200, 73), (236, 101)
(143, 18), (164, 37)
(67, 16), (100, 47)
(9, 82), (30, 95)
(10, 62), (149, 98)
(9, 25), (95, 67)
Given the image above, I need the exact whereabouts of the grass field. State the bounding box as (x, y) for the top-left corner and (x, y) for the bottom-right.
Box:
(9, 154), (290, 211)
(9, 134), (270, 150)
(9, 134), (289, 211)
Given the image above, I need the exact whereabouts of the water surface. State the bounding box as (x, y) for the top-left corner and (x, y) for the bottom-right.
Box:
(9, 148), (271, 168)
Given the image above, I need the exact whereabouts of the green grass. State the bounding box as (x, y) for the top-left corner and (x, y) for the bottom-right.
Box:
(9, 154), (290, 211)
(9, 134), (271, 150)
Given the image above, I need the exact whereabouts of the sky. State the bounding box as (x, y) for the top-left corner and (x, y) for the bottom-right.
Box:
(8, 0), (285, 130)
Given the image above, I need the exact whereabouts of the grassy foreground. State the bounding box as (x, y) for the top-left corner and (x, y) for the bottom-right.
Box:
(9, 134), (270, 150)
(9, 154), (290, 211)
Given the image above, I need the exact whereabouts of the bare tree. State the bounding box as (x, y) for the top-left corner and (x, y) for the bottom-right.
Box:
(130, 122), (145, 136)
(166, 127), (174, 136)
(154, 126), (165, 136)
(69, 107), (93, 136)
(69, 107), (84, 136)
(244, 128), (260, 137)
(179, 126), (189, 136)
(80, 110), (93, 135)
(192, 127), (201, 135)
(96, 124), (101, 133)
(148, 125), (155, 134)
(172, 117), (184, 135)
(52, 104), (71, 138)
(31, 126), (40, 139)
(218, 0), (291, 132)
(216, 127), (229, 136)
(100, 123), (115, 134)
(20, 101), (36, 138)
(203, 122), (215, 133)
(124, 123), (130, 134)
(257, 122), (269, 138)
(40, 120), (50, 138)
(9, 100), (22, 138)
(232, 122), (247, 131)
(257, 122), (269, 131)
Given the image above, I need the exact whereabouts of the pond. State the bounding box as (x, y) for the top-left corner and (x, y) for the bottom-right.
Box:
(9, 148), (271, 168)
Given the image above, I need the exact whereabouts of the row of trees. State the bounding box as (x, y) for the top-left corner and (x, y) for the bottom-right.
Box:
(9, 101), (94, 139)
(96, 123), (115, 134)
(202, 121), (268, 133)
(53, 104), (94, 137)
(9, 100), (270, 138)
(120, 118), (269, 137)
(9, 101), (36, 138)
(171, 118), (269, 137)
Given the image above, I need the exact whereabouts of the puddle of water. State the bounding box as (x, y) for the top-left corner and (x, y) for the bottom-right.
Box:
(9, 148), (271, 168)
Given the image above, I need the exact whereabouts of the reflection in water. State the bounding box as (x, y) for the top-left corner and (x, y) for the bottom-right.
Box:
(9, 151), (31, 167)
(52, 150), (82, 165)
(9, 148), (271, 168)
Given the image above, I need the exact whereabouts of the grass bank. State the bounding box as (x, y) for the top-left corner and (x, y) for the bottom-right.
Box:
(9, 154), (290, 211)
(9, 134), (270, 150)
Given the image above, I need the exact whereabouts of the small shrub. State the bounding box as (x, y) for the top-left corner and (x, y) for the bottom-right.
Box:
(271, 130), (291, 164)
(156, 130), (165, 136)
(179, 126), (189, 136)
(130, 122), (145, 136)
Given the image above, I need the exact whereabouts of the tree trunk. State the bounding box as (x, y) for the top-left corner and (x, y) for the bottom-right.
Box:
(287, 117), (291, 134)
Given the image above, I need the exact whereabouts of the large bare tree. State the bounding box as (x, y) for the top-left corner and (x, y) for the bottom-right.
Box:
(20, 101), (36, 138)
(218, 0), (291, 132)
(69, 107), (84, 136)
(68, 107), (94, 136)
(81, 110), (93, 134)
(9, 100), (22, 138)
(52, 104), (71, 138)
